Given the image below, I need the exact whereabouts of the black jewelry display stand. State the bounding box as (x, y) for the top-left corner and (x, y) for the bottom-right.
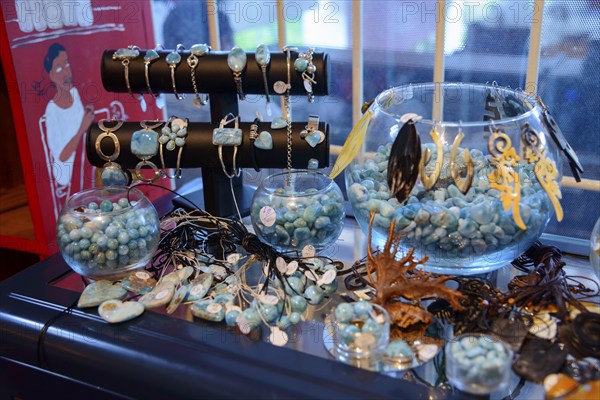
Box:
(94, 49), (331, 217)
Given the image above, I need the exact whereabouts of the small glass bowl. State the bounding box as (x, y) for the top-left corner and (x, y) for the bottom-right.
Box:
(446, 333), (513, 395)
(330, 303), (390, 370)
(250, 170), (345, 252)
(56, 186), (160, 280)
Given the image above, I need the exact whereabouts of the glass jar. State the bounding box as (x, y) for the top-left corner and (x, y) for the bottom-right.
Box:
(251, 170), (345, 252)
(446, 333), (513, 395)
(346, 83), (563, 274)
(330, 302), (390, 370)
(56, 186), (160, 280)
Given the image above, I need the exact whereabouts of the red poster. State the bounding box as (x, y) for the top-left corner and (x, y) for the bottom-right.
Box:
(2, 1), (168, 255)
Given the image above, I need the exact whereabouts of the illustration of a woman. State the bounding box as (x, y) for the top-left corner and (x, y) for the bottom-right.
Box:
(42, 43), (94, 198)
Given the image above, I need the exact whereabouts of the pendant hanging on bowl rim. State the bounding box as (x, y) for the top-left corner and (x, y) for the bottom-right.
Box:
(387, 119), (421, 204)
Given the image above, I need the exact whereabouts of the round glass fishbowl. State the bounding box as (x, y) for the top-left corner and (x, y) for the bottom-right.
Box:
(346, 83), (563, 274)
(251, 170), (345, 252)
(56, 186), (160, 280)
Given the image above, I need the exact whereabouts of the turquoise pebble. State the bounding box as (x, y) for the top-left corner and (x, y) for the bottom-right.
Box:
(384, 340), (413, 358)
(107, 238), (119, 250)
(277, 316), (291, 330)
(289, 312), (301, 325)
(117, 232), (130, 244)
(342, 325), (360, 344)
(335, 303), (354, 323)
(354, 301), (372, 317)
(118, 198), (129, 208)
(284, 276), (305, 296)
(100, 200), (113, 212)
(88, 202), (99, 210)
(304, 285), (324, 305)
(322, 279), (338, 295)
(225, 310), (240, 326)
(242, 308), (261, 328)
(362, 319), (380, 336)
(258, 303), (279, 323)
(290, 295), (307, 313)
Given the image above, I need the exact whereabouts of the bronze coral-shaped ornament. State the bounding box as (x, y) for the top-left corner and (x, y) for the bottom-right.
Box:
(365, 212), (465, 329)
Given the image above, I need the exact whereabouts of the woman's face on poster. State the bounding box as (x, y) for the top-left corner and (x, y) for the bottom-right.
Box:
(49, 51), (73, 91)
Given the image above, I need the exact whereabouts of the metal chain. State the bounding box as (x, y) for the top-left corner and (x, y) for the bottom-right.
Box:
(284, 46), (293, 170)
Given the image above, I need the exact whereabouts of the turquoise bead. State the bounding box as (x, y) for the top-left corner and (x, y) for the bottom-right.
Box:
(88, 202), (99, 210)
(225, 310), (240, 326)
(166, 51), (181, 65)
(131, 129), (158, 158)
(289, 312), (301, 325)
(255, 44), (270, 66)
(113, 48), (139, 60)
(227, 46), (247, 72)
(117, 198), (129, 208)
(304, 285), (324, 305)
(144, 49), (159, 62)
(175, 137), (185, 147)
(277, 316), (291, 330)
(362, 319), (380, 336)
(191, 43), (210, 56)
(166, 141), (176, 151)
(342, 325), (360, 344)
(242, 308), (261, 328)
(254, 131), (273, 150)
(290, 295), (307, 313)
(322, 279), (338, 295)
(335, 303), (354, 323)
(270, 117), (287, 129)
(294, 58), (308, 72)
(258, 304), (279, 323)
(117, 232), (130, 244)
(284, 276), (305, 296)
(354, 301), (373, 317)
(384, 340), (413, 358)
(100, 200), (113, 212)
(212, 127), (242, 146)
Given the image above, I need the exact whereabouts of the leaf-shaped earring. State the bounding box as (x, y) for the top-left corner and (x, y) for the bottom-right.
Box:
(387, 119), (421, 204)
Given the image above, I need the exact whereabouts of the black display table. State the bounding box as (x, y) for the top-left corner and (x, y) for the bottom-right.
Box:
(0, 242), (436, 399)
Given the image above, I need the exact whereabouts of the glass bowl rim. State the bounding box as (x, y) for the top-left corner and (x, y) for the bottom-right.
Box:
(331, 302), (391, 326)
(374, 82), (539, 128)
(445, 332), (514, 358)
(64, 186), (147, 217)
(259, 169), (338, 198)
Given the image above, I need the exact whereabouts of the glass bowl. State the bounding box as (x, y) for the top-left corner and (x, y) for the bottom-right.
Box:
(445, 333), (513, 395)
(56, 186), (160, 280)
(250, 170), (345, 252)
(330, 302), (390, 370)
(346, 83), (563, 274)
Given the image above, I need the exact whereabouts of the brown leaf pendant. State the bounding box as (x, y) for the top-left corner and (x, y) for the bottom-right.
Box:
(387, 119), (421, 203)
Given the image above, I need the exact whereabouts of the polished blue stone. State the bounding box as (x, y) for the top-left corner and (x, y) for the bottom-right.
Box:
(270, 117), (286, 129)
(144, 49), (159, 62)
(254, 131), (273, 150)
(101, 166), (128, 186)
(304, 285), (324, 305)
(290, 295), (307, 313)
(305, 131), (323, 148)
(294, 58), (308, 72)
(166, 51), (181, 65)
(213, 127), (242, 146)
(227, 46), (247, 72)
(354, 300), (373, 317)
(191, 43), (210, 56)
(113, 48), (139, 60)
(335, 303), (354, 323)
(255, 44), (270, 66)
(131, 129), (158, 158)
